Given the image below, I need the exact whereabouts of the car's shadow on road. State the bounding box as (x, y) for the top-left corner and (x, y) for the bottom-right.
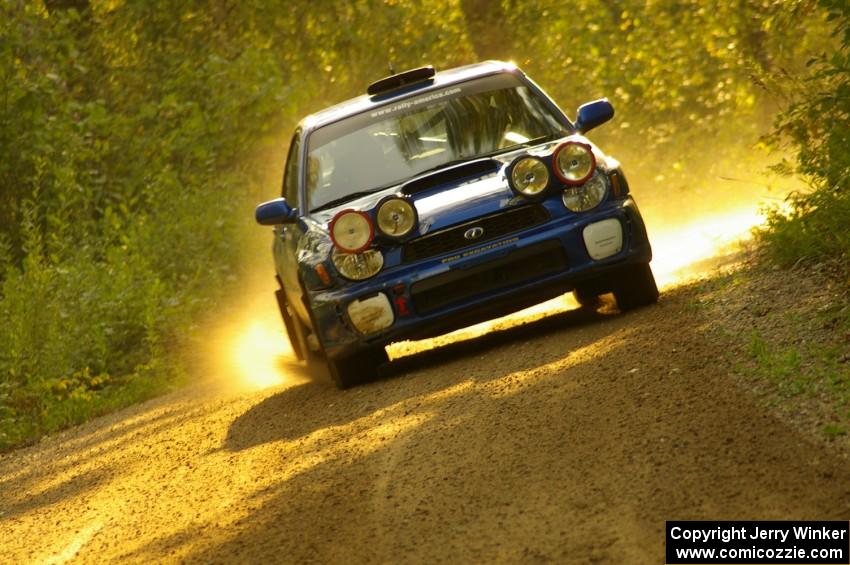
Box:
(135, 280), (850, 564)
(224, 301), (621, 452)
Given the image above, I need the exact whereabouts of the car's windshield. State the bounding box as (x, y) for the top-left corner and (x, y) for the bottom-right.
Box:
(306, 73), (567, 211)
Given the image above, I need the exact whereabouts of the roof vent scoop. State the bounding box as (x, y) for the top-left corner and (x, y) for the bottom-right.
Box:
(367, 66), (436, 97)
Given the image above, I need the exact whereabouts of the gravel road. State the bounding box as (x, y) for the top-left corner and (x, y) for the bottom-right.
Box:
(2, 284), (849, 564)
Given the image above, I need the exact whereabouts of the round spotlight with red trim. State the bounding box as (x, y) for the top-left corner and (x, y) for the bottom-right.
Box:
(329, 209), (374, 253)
(553, 141), (596, 185)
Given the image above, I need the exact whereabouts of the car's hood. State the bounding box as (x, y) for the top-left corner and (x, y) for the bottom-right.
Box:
(309, 147), (542, 235)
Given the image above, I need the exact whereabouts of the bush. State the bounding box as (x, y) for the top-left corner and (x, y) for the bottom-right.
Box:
(760, 0), (850, 281)
(761, 191), (850, 273)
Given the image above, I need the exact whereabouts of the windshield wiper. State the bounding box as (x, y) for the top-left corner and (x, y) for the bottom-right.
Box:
(311, 189), (385, 213)
(411, 131), (567, 179)
(519, 131), (567, 147)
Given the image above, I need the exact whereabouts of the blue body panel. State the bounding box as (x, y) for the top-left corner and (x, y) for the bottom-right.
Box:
(307, 196), (650, 359)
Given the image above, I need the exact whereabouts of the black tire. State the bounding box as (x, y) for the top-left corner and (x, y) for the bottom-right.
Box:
(613, 262), (659, 311)
(572, 285), (601, 309)
(284, 277), (387, 387)
(275, 288), (307, 361)
(327, 347), (389, 389)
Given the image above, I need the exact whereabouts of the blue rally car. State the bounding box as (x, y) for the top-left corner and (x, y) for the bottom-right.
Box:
(256, 61), (657, 388)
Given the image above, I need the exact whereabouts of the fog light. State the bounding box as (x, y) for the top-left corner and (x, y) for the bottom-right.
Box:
(347, 293), (394, 335)
(583, 218), (623, 260)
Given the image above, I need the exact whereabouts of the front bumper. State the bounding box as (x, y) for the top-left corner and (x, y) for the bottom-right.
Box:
(308, 197), (651, 359)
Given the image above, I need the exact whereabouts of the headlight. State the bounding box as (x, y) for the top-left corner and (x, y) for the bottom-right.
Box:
(562, 173), (608, 212)
(329, 210), (374, 253)
(509, 157), (550, 196)
(331, 248), (384, 280)
(376, 197), (417, 237)
(554, 141), (595, 185)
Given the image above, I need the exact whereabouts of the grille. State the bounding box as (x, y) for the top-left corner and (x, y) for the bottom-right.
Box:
(410, 240), (567, 315)
(403, 204), (549, 263)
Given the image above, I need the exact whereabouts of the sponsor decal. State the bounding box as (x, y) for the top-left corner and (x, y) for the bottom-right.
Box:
(441, 237), (519, 264)
(370, 87), (463, 119)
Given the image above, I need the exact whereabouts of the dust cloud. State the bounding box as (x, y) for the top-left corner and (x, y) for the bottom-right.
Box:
(195, 233), (307, 392)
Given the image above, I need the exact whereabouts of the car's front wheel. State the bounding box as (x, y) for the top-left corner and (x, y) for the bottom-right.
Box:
(275, 288), (309, 361)
(613, 262), (659, 311)
(572, 285), (601, 309)
(327, 347), (389, 389)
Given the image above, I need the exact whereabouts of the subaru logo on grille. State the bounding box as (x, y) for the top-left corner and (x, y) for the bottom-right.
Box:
(464, 226), (485, 240)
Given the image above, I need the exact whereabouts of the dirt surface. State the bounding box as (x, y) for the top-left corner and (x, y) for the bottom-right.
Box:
(2, 280), (850, 564)
(702, 252), (850, 457)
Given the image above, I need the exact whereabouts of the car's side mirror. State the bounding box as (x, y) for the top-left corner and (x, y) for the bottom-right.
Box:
(575, 99), (615, 134)
(256, 197), (297, 225)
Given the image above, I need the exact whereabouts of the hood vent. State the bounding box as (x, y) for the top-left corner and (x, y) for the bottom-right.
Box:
(401, 159), (501, 196)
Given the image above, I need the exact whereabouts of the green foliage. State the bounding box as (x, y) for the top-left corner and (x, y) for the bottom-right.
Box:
(747, 332), (808, 397)
(744, 331), (850, 438)
(499, 0), (827, 193)
(822, 423), (847, 438)
(760, 189), (850, 270)
(760, 0), (850, 280)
